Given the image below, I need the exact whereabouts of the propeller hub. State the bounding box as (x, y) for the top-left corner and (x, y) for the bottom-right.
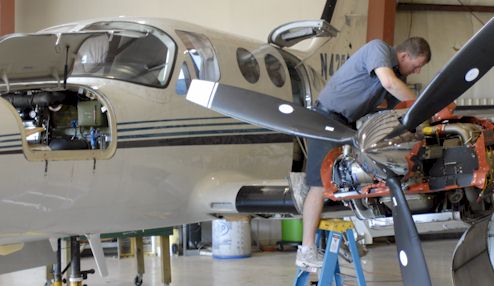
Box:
(355, 109), (421, 176)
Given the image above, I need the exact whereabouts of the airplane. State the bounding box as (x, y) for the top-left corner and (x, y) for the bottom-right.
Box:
(0, 0), (491, 285)
(0, 0), (368, 284)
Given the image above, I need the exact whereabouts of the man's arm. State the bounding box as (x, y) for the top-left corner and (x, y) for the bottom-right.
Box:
(374, 67), (416, 101)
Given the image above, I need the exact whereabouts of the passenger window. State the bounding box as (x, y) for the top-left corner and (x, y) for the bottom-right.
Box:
(265, 54), (286, 87)
(176, 30), (220, 81)
(176, 61), (192, 95)
(237, 48), (260, 84)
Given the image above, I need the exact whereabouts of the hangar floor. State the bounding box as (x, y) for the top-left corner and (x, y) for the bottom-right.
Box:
(0, 238), (457, 285)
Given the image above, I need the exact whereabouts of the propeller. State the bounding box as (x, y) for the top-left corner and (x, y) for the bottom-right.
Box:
(186, 79), (355, 143)
(386, 176), (431, 286)
(402, 17), (494, 131)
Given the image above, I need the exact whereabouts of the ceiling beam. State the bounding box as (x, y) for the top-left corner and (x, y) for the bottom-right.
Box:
(367, 0), (396, 45)
(398, 3), (494, 13)
(0, 0), (14, 35)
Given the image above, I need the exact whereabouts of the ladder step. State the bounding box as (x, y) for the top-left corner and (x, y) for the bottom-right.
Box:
(298, 266), (318, 273)
(293, 227), (367, 286)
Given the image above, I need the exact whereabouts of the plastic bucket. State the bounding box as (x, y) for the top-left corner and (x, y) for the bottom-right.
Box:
(212, 217), (251, 259)
(281, 219), (303, 242)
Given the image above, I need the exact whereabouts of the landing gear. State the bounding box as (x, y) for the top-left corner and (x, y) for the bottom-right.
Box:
(48, 236), (95, 286)
(134, 274), (143, 286)
(69, 236), (83, 286)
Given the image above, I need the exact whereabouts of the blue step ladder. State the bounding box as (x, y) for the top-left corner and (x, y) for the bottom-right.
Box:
(294, 219), (367, 286)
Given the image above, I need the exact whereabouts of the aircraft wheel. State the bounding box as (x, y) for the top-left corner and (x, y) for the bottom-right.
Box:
(276, 241), (284, 251)
(134, 274), (143, 286)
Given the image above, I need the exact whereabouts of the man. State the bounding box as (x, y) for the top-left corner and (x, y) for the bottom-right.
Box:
(295, 37), (431, 268)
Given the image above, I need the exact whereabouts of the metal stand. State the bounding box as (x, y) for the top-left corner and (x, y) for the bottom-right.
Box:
(51, 239), (62, 286)
(293, 219), (367, 286)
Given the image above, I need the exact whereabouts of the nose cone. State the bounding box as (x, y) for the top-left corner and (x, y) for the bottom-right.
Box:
(355, 110), (421, 175)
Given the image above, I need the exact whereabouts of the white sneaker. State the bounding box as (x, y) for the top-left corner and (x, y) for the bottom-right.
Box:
(295, 245), (324, 269)
(289, 172), (309, 215)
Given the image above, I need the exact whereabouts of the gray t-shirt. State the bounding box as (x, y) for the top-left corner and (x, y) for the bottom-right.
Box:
(318, 39), (403, 122)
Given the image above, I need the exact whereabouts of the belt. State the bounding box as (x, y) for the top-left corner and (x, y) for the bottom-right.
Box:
(314, 101), (351, 126)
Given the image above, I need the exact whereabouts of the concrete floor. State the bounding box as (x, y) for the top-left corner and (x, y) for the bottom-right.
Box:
(0, 238), (458, 286)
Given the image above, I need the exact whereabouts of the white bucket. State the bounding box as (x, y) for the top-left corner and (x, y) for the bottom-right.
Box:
(212, 218), (251, 259)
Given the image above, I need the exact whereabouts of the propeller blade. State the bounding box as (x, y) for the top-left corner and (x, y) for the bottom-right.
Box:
(386, 176), (432, 286)
(402, 17), (494, 131)
(186, 79), (356, 143)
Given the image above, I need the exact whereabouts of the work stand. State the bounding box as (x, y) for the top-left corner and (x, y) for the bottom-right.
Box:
(293, 219), (367, 286)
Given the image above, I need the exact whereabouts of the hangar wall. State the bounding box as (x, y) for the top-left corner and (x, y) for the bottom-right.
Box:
(14, 0), (327, 41)
(394, 5), (494, 101)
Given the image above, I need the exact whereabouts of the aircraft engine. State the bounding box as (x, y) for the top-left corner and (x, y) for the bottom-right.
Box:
(327, 144), (436, 219)
(332, 145), (373, 189)
(0, 87), (111, 152)
(321, 107), (494, 221)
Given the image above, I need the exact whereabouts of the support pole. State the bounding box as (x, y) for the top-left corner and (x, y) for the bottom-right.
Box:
(52, 239), (62, 286)
(0, 0), (14, 35)
(135, 237), (145, 279)
(69, 237), (82, 286)
(367, 0), (396, 44)
(159, 235), (171, 285)
(64, 239), (71, 284)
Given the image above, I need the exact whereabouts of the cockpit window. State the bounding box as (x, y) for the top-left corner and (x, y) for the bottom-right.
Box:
(71, 21), (176, 88)
(175, 30), (220, 81)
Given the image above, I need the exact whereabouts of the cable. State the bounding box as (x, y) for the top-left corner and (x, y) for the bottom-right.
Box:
(456, 0), (486, 25)
(408, 0), (414, 38)
(296, 136), (308, 159)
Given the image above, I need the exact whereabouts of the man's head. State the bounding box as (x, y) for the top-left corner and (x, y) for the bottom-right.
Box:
(396, 37), (431, 76)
